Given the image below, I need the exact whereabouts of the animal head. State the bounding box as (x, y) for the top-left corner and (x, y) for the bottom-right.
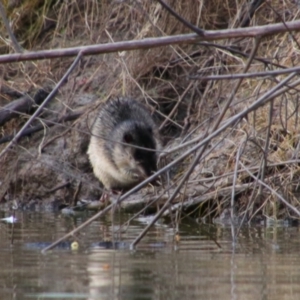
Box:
(112, 121), (157, 184)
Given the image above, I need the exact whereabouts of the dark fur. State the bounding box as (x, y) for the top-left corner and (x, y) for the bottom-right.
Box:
(90, 98), (160, 188)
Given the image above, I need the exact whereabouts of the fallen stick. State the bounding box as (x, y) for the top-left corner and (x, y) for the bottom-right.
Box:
(0, 89), (49, 126)
(0, 110), (83, 144)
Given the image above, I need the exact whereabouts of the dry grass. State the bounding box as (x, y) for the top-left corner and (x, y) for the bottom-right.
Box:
(1, 0), (300, 223)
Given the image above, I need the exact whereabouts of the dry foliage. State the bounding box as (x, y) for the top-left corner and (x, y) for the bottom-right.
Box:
(1, 0), (300, 224)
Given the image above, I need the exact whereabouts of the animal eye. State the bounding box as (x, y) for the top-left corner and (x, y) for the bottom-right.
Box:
(123, 133), (133, 144)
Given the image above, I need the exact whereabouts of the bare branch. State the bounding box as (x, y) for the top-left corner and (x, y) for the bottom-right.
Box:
(190, 66), (300, 81)
(1, 20), (300, 64)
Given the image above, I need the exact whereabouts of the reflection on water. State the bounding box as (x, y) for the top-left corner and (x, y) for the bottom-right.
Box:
(0, 211), (300, 299)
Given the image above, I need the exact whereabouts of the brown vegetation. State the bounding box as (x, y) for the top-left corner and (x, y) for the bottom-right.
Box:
(1, 0), (300, 235)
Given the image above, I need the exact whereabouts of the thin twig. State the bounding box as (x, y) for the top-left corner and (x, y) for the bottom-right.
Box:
(239, 161), (300, 216)
(159, 82), (193, 131)
(190, 66), (300, 81)
(0, 2), (23, 53)
(231, 141), (246, 221)
(265, 1), (300, 49)
(170, 42), (286, 69)
(239, 0), (265, 28)
(0, 52), (83, 160)
(156, 0), (204, 36)
(46, 182), (70, 194)
(258, 100), (273, 197)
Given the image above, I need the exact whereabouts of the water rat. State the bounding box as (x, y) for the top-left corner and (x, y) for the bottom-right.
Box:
(87, 98), (161, 190)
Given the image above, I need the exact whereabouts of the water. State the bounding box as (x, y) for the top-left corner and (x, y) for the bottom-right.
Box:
(0, 211), (300, 300)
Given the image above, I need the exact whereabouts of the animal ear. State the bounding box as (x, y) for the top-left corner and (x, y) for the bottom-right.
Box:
(123, 132), (133, 144)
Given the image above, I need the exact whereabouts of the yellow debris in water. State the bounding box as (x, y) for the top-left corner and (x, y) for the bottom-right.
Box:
(71, 241), (79, 250)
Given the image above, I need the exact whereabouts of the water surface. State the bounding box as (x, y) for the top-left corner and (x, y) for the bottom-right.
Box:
(0, 211), (299, 300)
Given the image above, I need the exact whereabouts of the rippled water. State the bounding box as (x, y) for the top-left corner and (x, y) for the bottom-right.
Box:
(0, 211), (300, 299)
